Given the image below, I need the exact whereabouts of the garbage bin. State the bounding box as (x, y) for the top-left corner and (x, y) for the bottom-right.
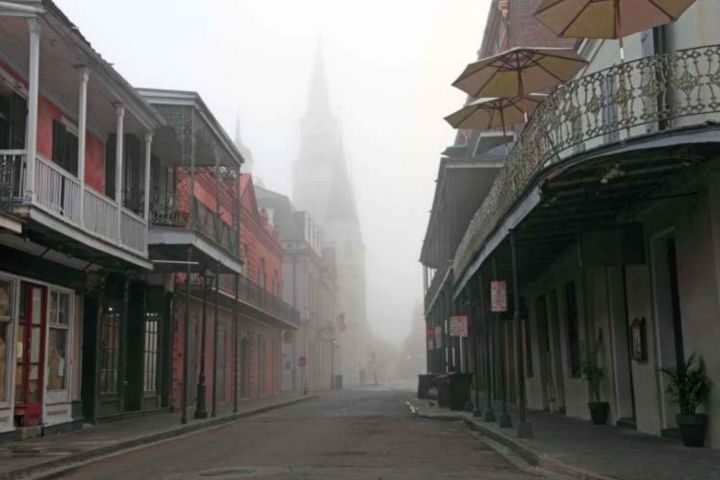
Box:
(434, 375), (451, 408)
(417, 374), (438, 399)
(448, 373), (473, 411)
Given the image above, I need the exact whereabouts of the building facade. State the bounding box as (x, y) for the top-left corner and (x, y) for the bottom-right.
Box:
(292, 50), (369, 384)
(423, 0), (720, 448)
(0, 1), (299, 437)
(256, 185), (338, 392)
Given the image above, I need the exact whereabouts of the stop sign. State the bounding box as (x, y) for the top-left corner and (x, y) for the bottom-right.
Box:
(298, 356), (307, 367)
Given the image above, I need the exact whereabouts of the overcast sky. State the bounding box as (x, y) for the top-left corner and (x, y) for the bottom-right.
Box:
(56, 0), (491, 345)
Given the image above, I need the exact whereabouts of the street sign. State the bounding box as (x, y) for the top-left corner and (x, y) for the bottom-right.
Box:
(449, 316), (468, 337)
(298, 356), (308, 368)
(491, 280), (508, 312)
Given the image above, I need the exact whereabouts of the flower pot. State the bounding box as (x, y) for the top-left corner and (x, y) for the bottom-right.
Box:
(676, 414), (708, 448)
(588, 402), (610, 425)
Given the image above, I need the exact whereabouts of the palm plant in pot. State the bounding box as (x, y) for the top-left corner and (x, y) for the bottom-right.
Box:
(660, 353), (712, 447)
(581, 331), (609, 425)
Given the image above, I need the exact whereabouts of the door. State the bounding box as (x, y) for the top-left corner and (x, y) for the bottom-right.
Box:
(239, 336), (250, 398)
(535, 295), (553, 411)
(547, 290), (566, 413)
(15, 282), (47, 427)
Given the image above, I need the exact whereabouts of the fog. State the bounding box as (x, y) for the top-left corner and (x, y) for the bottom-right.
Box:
(56, 0), (491, 346)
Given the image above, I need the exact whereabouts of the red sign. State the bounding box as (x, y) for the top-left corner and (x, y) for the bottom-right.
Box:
(298, 356), (308, 367)
(491, 280), (508, 312)
(449, 316), (468, 337)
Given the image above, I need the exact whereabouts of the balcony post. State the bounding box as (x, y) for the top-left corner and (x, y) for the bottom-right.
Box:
(24, 18), (41, 200)
(143, 133), (153, 224)
(77, 67), (90, 226)
(114, 104), (125, 240)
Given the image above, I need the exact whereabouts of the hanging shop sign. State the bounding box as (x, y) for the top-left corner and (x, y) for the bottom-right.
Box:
(490, 280), (507, 312)
(298, 356), (308, 367)
(449, 316), (468, 337)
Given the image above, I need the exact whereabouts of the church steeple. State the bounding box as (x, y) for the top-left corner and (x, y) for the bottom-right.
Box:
(305, 44), (333, 122)
(234, 113), (254, 174)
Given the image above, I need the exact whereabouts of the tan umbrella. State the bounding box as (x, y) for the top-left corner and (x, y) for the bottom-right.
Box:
(534, 0), (696, 60)
(452, 47), (587, 120)
(444, 96), (547, 153)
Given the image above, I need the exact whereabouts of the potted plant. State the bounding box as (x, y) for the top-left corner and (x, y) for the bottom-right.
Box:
(660, 353), (712, 447)
(581, 331), (609, 425)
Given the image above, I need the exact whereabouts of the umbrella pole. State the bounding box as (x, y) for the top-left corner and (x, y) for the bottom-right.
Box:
(616, 0), (625, 62)
(500, 108), (509, 156)
(517, 69), (529, 123)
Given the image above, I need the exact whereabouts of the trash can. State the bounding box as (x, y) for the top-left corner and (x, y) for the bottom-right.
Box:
(448, 373), (473, 411)
(333, 374), (343, 390)
(434, 374), (451, 408)
(417, 374), (438, 399)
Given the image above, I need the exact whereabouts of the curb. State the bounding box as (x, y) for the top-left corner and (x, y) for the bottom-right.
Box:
(410, 402), (617, 480)
(4, 395), (317, 480)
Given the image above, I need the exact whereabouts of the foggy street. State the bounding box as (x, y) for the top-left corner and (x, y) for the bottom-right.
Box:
(56, 389), (545, 480)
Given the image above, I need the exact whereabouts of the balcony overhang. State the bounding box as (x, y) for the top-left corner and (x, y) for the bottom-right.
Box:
(11, 203), (152, 270)
(149, 226), (243, 274)
(453, 124), (720, 298)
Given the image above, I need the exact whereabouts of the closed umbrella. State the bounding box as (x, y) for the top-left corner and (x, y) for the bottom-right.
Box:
(444, 96), (546, 153)
(452, 47), (587, 120)
(534, 0), (696, 60)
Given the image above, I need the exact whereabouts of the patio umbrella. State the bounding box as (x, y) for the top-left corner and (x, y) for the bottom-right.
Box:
(444, 95), (547, 153)
(452, 47), (587, 120)
(534, 0), (697, 60)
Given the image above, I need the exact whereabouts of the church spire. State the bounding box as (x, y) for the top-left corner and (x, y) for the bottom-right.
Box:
(305, 43), (333, 121)
(234, 112), (254, 174)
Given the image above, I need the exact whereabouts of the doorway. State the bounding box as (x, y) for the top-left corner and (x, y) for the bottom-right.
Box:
(14, 282), (47, 427)
(535, 295), (553, 411)
(547, 290), (566, 413)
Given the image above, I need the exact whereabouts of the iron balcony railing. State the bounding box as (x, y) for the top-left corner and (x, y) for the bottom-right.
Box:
(454, 44), (720, 276)
(151, 196), (238, 257)
(424, 262), (451, 313)
(213, 273), (301, 328)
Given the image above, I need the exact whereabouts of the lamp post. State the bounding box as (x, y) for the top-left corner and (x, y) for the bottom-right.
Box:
(194, 269), (214, 419)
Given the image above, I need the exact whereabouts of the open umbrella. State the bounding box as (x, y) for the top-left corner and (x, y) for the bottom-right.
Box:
(534, 0), (696, 60)
(452, 47), (587, 120)
(444, 96), (547, 154)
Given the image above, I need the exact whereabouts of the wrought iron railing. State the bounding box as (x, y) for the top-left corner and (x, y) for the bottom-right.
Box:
(453, 45), (720, 276)
(150, 195), (238, 257)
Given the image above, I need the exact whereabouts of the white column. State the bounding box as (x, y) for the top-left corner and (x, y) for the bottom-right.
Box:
(115, 104), (125, 240)
(24, 18), (41, 200)
(143, 132), (152, 223)
(77, 67), (90, 226)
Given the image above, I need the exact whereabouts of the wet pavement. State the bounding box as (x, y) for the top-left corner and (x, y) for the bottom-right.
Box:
(55, 387), (557, 479)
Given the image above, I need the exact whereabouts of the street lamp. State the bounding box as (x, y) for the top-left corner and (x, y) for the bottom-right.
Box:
(195, 268), (215, 419)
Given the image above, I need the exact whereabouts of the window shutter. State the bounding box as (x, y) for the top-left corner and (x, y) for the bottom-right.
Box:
(105, 134), (116, 198)
(65, 131), (79, 176)
(52, 119), (66, 168)
(9, 93), (26, 149)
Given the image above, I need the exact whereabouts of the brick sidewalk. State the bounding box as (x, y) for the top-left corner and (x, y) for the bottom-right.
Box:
(410, 398), (720, 480)
(0, 394), (314, 480)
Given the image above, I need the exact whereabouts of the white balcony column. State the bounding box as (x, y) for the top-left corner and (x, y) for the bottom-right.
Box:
(77, 67), (90, 226)
(143, 132), (152, 223)
(114, 104), (125, 240)
(24, 18), (41, 200)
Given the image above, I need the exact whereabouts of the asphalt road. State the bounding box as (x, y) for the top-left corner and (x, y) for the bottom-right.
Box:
(57, 387), (554, 479)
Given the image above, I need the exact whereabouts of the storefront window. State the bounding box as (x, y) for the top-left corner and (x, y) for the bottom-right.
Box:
(143, 314), (159, 393)
(47, 291), (70, 391)
(0, 279), (12, 402)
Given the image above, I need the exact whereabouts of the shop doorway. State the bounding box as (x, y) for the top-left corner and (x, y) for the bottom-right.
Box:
(14, 282), (47, 427)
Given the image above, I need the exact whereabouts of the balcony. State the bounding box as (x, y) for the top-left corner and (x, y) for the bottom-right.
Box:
(453, 45), (720, 278)
(1, 149), (150, 262)
(213, 273), (301, 329)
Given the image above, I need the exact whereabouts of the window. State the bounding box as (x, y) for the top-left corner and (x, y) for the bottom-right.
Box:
(143, 313), (159, 393)
(47, 291), (70, 391)
(100, 303), (121, 394)
(52, 119), (79, 176)
(0, 279), (13, 402)
(217, 327), (226, 401)
(565, 282), (581, 378)
(272, 272), (279, 296)
(258, 259), (266, 291)
(257, 335), (265, 395)
(105, 134), (143, 209)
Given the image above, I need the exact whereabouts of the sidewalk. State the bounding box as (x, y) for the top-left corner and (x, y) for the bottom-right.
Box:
(410, 398), (720, 480)
(0, 394), (315, 480)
